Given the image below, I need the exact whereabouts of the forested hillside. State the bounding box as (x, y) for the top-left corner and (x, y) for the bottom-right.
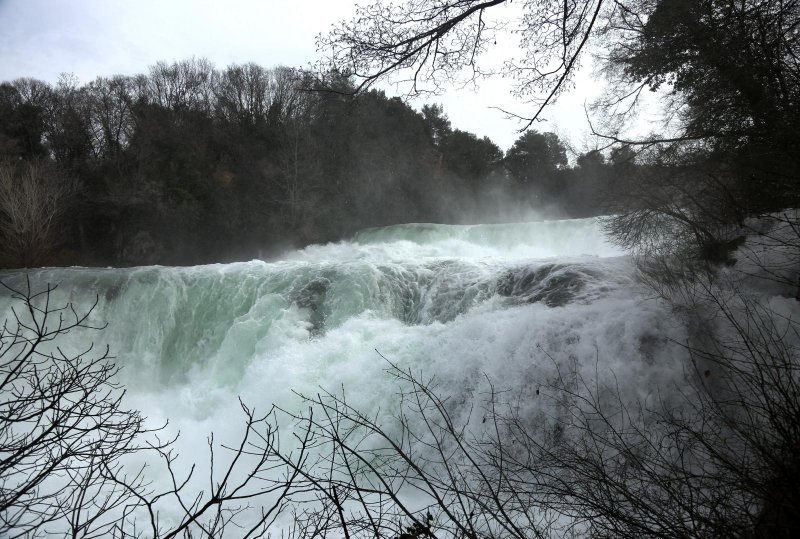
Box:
(0, 61), (638, 268)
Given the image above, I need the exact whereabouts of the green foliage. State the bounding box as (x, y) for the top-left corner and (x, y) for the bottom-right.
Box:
(620, 0), (799, 147)
(420, 103), (451, 145)
(576, 149), (605, 170)
(505, 131), (568, 180)
(504, 131), (569, 203)
(440, 129), (503, 186)
(610, 0), (800, 215)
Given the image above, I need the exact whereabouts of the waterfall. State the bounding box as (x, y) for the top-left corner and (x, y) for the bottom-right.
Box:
(0, 216), (696, 534)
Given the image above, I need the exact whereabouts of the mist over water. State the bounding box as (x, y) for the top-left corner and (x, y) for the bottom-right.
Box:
(0, 216), (691, 530)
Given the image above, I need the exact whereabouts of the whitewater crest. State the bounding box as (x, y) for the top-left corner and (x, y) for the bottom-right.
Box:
(0, 218), (680, 401)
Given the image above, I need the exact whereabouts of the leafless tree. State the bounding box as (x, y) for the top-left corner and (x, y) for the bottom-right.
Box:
(319, 0), (606, 129)
(0, 278), (157, 537)
(320, 0), (800, 174)
(528, 270), (800, 537)
(0, 280), (317, 538)
(107, 401), (313, 538)
(260, 270), (798, 538)
(147, 58), (217, 113)
(0, 161), (79, 267)
(254, 211), (799, 538)
(85, 76), (136, 159)
(215, 64), (273, 127)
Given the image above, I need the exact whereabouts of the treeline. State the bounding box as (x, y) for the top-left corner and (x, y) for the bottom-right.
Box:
(1, 59), (636, 268)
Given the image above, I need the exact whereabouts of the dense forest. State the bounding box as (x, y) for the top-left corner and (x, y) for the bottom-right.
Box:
(0, 60), (638, 268)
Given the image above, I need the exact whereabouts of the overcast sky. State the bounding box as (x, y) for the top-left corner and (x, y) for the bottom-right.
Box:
(0, 0), (619, 151)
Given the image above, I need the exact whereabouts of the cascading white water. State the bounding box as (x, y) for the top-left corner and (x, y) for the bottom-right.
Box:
(0, 216), (695, 532)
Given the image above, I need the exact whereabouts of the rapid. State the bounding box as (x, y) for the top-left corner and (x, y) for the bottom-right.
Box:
(0, 216), (695, 532)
